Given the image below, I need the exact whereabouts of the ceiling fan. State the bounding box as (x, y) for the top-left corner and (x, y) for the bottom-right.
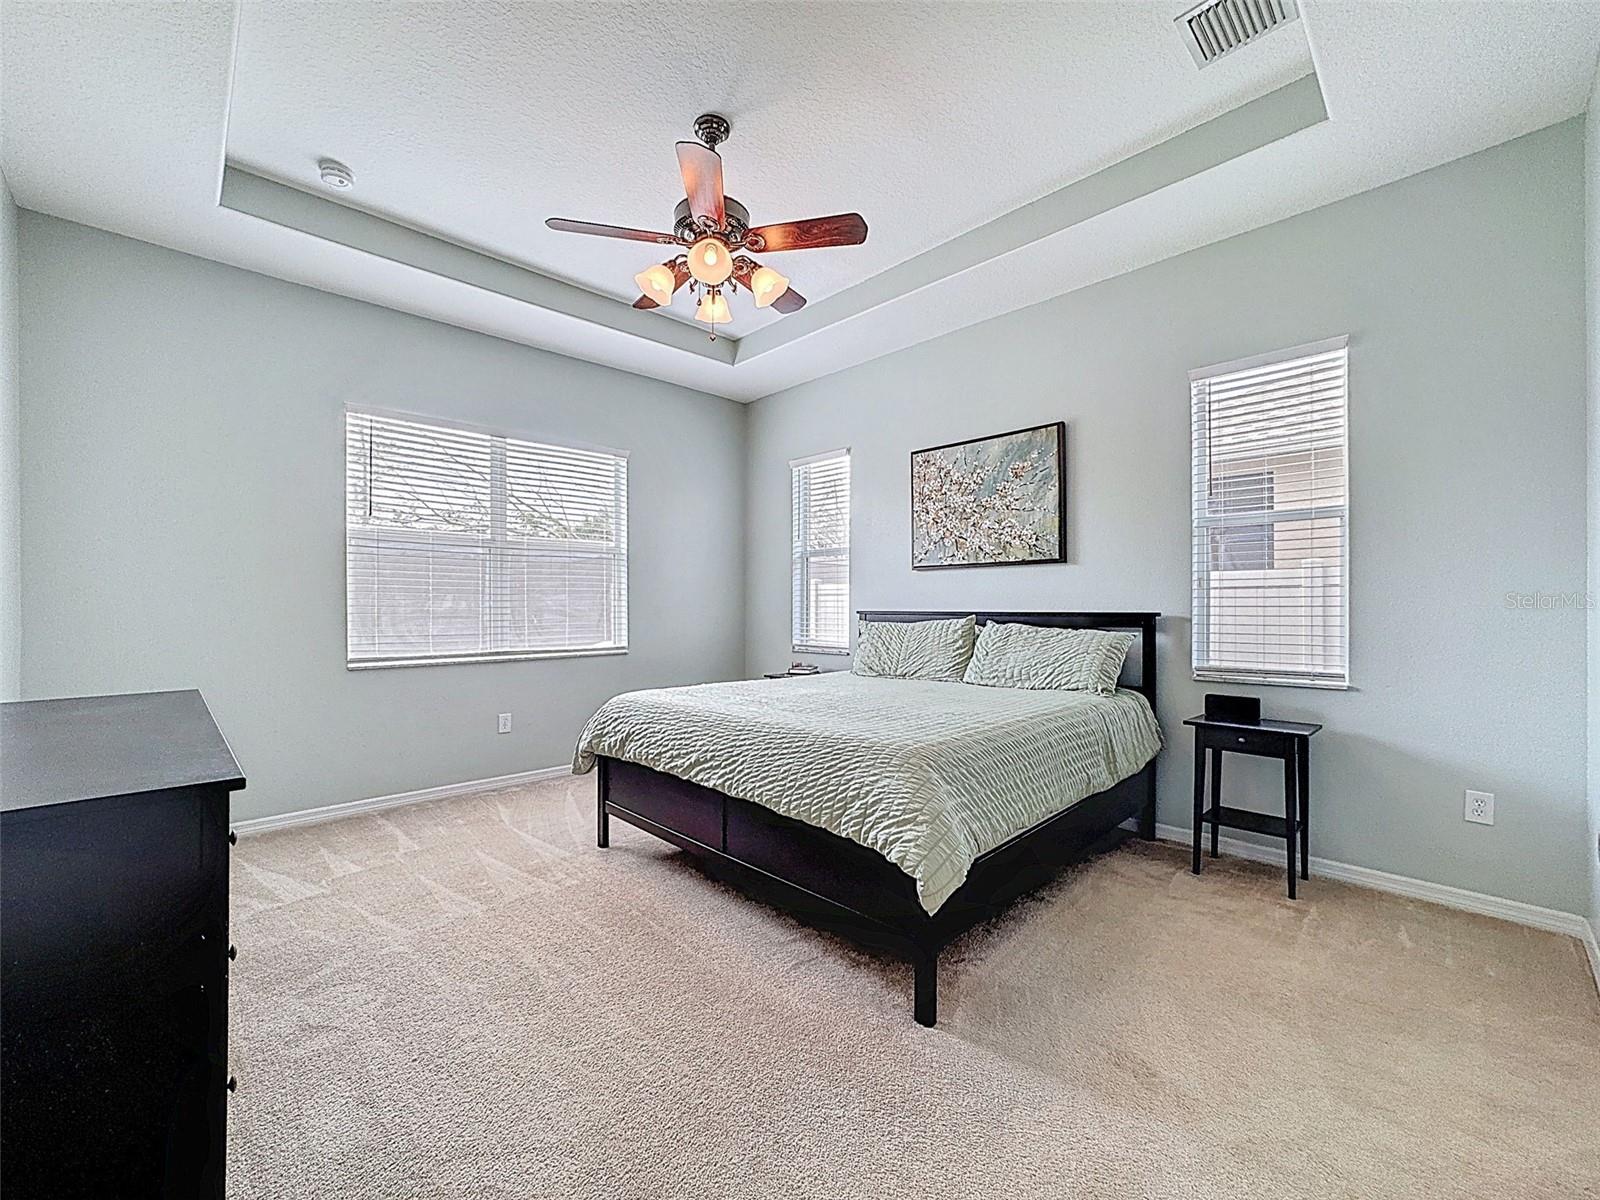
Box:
(545, 113), (868, 338)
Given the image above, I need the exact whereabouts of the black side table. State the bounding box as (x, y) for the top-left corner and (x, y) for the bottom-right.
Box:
(1183, 715), (1321, 899)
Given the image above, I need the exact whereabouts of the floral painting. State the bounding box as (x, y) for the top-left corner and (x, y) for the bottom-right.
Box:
(911, 423), (1065, 568)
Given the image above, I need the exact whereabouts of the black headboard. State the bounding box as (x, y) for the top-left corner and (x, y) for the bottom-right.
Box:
(855, 611), (1160, 705)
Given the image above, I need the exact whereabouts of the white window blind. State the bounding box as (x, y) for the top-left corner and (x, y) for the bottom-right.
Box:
(346, 410), (627, 667)
(791, 449), (851, 654)
(1191, 336), (1348, 688)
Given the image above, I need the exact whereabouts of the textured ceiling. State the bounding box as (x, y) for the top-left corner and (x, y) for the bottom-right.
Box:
(223, 0), (1312, 337)
(3, 2), (1599, 400)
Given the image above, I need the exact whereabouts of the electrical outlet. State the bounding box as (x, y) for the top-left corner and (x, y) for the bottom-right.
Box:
(1464, 789), (1494, 826)
(497, 713), (512, 735)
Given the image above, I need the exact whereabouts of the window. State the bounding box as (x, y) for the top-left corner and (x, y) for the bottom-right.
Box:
(1212, 469), (1275, 572)
(345, 410), (627, 667)
(1191, 337), (1348, 688)
(791, 449), (850, 654)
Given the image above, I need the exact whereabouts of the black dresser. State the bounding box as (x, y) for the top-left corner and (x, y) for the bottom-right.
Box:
(1, 690), (245, 1198)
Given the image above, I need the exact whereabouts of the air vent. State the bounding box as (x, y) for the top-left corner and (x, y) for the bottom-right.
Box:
(1176, 0), (1299, 68)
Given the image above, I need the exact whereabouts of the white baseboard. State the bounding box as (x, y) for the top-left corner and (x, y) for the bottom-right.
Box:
(232, 765), (571, 836)
(1582, 918), (1600, 996)
(1144, 821), (1594, 945)
(237, 776), (1600, 996)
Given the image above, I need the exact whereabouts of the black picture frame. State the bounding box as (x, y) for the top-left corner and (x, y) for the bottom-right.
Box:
(909, 420), (1067, 570)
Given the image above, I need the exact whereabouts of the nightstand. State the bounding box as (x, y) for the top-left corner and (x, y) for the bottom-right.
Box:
(762, 669), (823, 679)
(1183, 715), (1321, 899)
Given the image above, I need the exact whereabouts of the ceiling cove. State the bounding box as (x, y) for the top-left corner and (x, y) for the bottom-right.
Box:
(219, 73), (1325, 375)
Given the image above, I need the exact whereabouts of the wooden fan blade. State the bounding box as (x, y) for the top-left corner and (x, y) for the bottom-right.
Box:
(675, 141), (725, 228)
(771, 285), (806, 314)
(747, 213), (867, 253)
(633, 259), (691, 309)
(546, 218), (680, 244)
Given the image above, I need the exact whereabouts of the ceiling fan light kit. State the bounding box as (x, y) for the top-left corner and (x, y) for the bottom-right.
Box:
(633, 261), (679, 307)
(546, 113), (868, 339)
(749, 264), (789, 309)
(687, 236), (733, 286)
(694, 290), (732, 326)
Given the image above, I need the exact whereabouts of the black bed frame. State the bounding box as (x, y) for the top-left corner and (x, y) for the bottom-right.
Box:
(595, 610), (1160, 1027)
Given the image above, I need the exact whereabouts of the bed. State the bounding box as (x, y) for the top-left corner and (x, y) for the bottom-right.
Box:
(573, 610), (1161, 1026)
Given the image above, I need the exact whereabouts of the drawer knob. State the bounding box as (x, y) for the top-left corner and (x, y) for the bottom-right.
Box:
(228, 944), (237, 961)
(228, 830), (237, 846)
(1237, 737), (1247, 744)
(226, 1075), (237, 1094)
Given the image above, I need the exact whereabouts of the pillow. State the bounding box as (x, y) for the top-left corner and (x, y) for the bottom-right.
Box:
(962, 622), (1135, 696)
(852, 615), (976, 682)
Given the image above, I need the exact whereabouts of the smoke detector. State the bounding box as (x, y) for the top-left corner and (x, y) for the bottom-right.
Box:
(318, 158), (354, 190)
(1175, 0), (1299, 68)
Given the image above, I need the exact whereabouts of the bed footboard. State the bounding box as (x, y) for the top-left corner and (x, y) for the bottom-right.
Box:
(594, 755), (1156, 1028)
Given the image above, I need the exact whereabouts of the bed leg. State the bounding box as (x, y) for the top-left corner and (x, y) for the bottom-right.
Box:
(1138, 764), (1158, 841)
(597, 759), (610, 849)
(913, 949), (938, 1028)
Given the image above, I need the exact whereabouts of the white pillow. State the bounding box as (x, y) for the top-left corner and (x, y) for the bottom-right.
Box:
(852, 616), (976, 682)
(962, 623), (1134, 696)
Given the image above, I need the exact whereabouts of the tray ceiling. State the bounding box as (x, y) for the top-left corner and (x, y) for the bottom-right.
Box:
(3, 2), (1598, 400)
(222, 0), (1314, 339)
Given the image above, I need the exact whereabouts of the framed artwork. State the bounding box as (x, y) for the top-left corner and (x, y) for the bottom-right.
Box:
(910, 421), (1066, 569)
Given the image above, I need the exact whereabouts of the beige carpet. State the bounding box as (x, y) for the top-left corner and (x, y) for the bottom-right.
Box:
(228, 774), (1600, 1199)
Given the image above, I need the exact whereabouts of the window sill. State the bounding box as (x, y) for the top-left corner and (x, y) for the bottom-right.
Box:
(1193, 671), (1350, 691)
(792, 646), (851, 657)
(349, 648), (628, 671)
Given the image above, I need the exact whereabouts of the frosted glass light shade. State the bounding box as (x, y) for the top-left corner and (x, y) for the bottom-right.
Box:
(687, 237), (733, 286)
(750, 265), (790, 308)
(694, 291), (732, 324)
(634, 263), (677, 306)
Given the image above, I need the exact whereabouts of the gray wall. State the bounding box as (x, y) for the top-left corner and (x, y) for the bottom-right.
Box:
(18, 214), (747, 821)
(746, 120), (1589, 915)
(0, 174), (19, 702)
(1587, 85), (1600, 933)
(14, 123), (1593, 918)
